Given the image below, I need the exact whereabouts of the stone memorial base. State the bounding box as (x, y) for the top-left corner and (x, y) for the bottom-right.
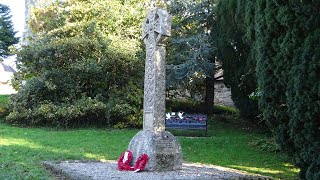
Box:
(128, 130), (182, 171)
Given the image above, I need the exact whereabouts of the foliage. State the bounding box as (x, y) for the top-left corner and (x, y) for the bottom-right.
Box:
(0, 3), (19, 58)
(249, 137), (280, 153)
(0, 95), (9, 117)
(213, 0), (259, 121)
(166, 99), (239, 114)
(7, 0), (146, 128)
(213, 104), (239, 114)
(0, 95), (8, 104)
(252, 1), (320, 179)
(165, 0), (216, 113)
(0, 118), (298, 179)
(214, 0), (320, 178)
(286, 8), (320, 180)
(167, 0), (216, 80)
(166, 99), (207, 113)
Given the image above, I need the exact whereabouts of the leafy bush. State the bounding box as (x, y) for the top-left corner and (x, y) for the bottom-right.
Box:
(7, 96), (108, 128)
(7, 0), (145, 128)
(166, 99), (207, 113)
(253, 1), (320, 178)
(0, 95), (9, 118)
(0, 103), (8, 118)
(166, 99), (238, 115)
(249, 137), (280, 153)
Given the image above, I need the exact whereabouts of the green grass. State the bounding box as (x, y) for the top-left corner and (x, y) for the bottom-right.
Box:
(0, 95), (9, 104)
(0, 115), (299, 179)
(0, 95), (9, 116)
(214, 104), (239, 114)
(176, 119), (299, 179)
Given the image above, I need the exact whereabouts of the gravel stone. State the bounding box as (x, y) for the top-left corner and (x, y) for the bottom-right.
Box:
(43, 160), (272, 180)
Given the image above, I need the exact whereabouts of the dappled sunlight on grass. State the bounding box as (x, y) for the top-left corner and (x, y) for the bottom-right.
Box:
(0, 118), (298, 179)
(0, 136), (109, 161)
(0, 137), (43, 149)
(83, 153), (107, 160)
(283, 163), (300, 173)
(229, 165), (283, 174)
(228, 163), (299, 179)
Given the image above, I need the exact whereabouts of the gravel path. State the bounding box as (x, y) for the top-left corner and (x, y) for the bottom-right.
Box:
(43, 160), (272, 180)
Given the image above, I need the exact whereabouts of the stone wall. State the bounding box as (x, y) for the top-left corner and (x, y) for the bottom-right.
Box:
(214, 81), (234, 107)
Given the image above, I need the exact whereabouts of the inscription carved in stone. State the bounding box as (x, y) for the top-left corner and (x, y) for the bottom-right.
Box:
(156, 140), (175, 154)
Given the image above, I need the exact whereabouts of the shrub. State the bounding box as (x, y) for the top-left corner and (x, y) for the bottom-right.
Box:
(7, 37), (144, 128)
(7, 0), (146, 128)
(7, 96), (109, 128)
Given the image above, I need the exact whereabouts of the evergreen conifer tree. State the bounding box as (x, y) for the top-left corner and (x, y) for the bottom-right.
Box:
(213, 0), (259, 120)
(166, 0), (216, 113)
(0, 4), (19, 58)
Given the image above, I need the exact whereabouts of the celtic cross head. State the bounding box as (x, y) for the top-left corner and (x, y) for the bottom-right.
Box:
(142, 8), (172, 46)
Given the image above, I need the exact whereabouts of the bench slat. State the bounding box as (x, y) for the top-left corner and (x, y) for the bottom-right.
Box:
(165, 112), (207, 136)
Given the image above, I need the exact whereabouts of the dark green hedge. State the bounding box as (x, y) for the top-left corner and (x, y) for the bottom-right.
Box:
(214, 0), (320, 178)
(255, 1), (320, 179)
(214, 0), (259, 121)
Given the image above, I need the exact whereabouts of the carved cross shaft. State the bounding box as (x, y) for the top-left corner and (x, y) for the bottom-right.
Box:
(142, 8), (172, 133)
(142, 8), (171, 46)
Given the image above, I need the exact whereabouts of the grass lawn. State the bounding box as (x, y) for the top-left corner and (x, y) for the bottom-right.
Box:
(0, 95), (298, 179)
(0, 118), (299, 179)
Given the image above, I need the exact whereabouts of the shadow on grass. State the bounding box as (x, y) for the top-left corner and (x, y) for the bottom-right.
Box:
(0, 123), (138, 179)
(168, 129), (208, 137)
(173, 119), (299, 179)
(0, 143), (82, 179)
(0, 119), (299, 179)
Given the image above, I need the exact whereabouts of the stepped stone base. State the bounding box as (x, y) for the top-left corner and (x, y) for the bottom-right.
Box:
(128, 130), (182, 171)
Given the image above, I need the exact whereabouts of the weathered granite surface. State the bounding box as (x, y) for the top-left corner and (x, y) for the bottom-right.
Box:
(142, 7), (171, 133)
(127, 6), (183, 172)
(128, 130), (182, 171)
(43, 160), (273, 180)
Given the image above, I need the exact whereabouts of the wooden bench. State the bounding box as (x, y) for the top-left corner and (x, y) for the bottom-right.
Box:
(165, 112), (207, 136)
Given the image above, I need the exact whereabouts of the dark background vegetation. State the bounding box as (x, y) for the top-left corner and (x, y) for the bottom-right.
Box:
(214, 1), (320, 179)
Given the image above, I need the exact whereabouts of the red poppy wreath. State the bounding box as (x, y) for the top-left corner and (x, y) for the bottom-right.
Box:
(117, 150), (149, 172)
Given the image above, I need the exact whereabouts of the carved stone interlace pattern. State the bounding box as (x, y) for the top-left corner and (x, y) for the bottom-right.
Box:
(143, 9), (159, 112)
(142, 8), (171, 114)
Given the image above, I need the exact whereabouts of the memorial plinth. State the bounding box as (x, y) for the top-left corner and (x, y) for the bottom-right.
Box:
(128, 131), (182, 171)
(128, 7), (182, 171)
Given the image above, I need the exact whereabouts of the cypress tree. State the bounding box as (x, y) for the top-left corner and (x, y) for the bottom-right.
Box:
(0, 4), (19, 58)
(286, 2), (320, 179)
(215, 0), (320, 178)
(254, 0), (320, 178)
(214, 0), (259, 120)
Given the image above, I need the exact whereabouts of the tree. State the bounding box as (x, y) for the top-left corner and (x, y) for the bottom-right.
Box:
(166, 0), (216, 114)
(7, 0), (147, 128)
(0, 4), (19, 58)
(214, 0), (320, 178)
(253, 1), (320, 178)
(213, 0), (259, 120)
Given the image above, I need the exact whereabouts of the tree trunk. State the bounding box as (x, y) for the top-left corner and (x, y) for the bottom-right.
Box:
(205, 76), (214, 114)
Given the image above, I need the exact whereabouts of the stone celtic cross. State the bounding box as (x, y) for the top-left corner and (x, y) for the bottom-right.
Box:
(142, 8), (172, 133)
(128, 7), (182, 171)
